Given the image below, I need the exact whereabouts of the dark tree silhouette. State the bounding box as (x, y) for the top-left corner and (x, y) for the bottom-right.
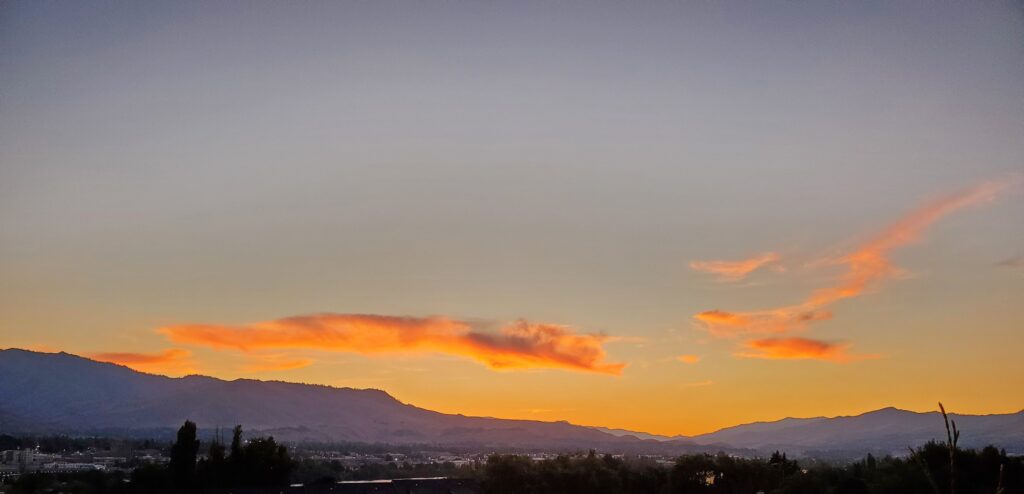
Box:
(7, 415), (1023, 494)
(197, 430), (227, 487)
(238, 436), (293, 486)
(168, 420), (200, 489)
(230, 424), (243, 458)
(229, 424), (244, 485)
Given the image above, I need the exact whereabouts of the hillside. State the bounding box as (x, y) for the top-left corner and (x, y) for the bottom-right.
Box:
(2, 348), (1021, 456)
(689, 406), (1024, 455)
(0, 349), (629, 449)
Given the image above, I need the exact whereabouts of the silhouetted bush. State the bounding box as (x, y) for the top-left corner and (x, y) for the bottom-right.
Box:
(4, 424), (1021, 494)
(479, 446), (1023, 494)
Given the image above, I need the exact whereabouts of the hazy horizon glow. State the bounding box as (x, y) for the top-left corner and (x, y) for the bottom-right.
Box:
(2, 1), (1023, 435)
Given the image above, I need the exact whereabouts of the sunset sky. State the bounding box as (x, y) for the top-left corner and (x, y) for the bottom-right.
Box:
(1, 1), (1022, 436)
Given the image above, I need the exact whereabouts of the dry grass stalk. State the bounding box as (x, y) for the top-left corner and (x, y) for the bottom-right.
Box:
(939, 402), (959, 494)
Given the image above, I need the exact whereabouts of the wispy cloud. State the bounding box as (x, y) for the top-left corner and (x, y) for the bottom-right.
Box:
(997, 256), (1024, 269)
(676, 354), (701, 364)
(805, 179), (1009, 308)
(241, 353), (314, 372)
(89, 348), (197, 375)
(161, 314), (625, 375)
(681, 380), (713, 388)
(524, 408), (577, 414)
(694, 308), (832, 338)
(736, 338), (879, 363)
(694, 178), (1015, 361)
(690, 252), (782, 282)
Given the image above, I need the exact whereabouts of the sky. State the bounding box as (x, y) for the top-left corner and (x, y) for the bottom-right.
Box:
(1, 1), (1023, 436)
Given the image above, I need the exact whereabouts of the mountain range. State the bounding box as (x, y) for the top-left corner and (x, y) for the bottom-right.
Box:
(1, 348), (1021, 457)
(602, 407), (1024, 457)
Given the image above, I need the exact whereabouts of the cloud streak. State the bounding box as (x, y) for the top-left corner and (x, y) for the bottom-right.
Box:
(681, 380), (713, 388)
(676, 354), (701, 364)
(997, 256), (1024, 269)
(736, 338), (879, 362)
(806, 179), (1009, 308)
(694, 178), (1014, 361)
(89, 348), (197, 375)
(161, 314), (625, 375)
(690, 252), (781, 281)
(241, 353), (315, 372)
(694, 308), (832, 338)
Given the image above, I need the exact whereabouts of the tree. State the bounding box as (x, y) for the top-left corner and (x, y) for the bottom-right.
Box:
(669, 454), (716, 492)
(169, 420), (200, 489)
(230, 425), (243, 459)
(198, 430), (227, 487)
(483, 454), (537, 494)
(240, 436), (293, 486)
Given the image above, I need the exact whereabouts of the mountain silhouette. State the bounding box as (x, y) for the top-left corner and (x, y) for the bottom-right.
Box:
(2, 348), (1021, 456)
(689, 406), (1024, 455)
(0, 348), (626, 448)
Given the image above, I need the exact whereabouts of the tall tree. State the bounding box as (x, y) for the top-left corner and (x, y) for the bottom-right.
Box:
(230, 425), (243, 459)
(198, 428), (227, 487)
(229, 424), (244, 485)
(169, 420), (200, 488)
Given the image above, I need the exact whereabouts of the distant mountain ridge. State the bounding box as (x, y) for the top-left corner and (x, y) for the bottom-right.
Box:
(688, 406), (1024, 456)
(1, 349), (1021, 457)
(592, 426), (687, 442)
(0, 349), (635, 449)
(599, 408), (1024, 456)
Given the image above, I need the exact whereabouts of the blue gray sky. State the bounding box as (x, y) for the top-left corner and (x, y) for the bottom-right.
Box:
(1, 1), (1022, 434)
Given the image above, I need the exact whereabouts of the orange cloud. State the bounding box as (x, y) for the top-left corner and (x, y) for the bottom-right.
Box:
(736, 338), (879, 363)
(676, 354), (701, 364)
(690, 252), (781, 281)
(807, 179), (1009, 308)
(161, 314), (625, 375)
(89, 348), (197, 376)
(681, 380), (713, 388)
(695, 179), (1013, 340)
(694, 308), (832, 338)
